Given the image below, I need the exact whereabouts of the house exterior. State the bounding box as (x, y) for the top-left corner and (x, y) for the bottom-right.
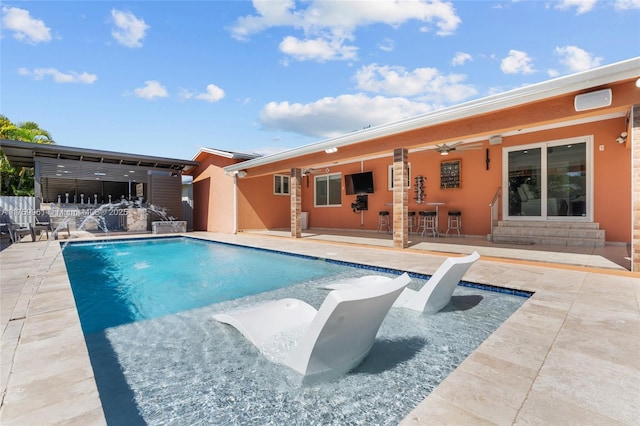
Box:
(189, 147), (260, 233)
(186, 57), (640, 271)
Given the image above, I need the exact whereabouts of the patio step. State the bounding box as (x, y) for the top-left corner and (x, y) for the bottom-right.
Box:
(491, 221), (605, 248)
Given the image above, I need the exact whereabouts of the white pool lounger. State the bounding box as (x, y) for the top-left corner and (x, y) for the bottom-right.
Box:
(213, 273), (411, 383)
(323, 251), (480, 314)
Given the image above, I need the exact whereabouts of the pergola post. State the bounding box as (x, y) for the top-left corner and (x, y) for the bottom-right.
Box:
(291, 168), (302, 238)
(392, 148), (409, 249)
(34, 159), (42, 209)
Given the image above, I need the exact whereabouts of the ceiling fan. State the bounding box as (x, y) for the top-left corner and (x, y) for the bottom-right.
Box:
(427, 141), (484, 156)
(302, 167), (330, 187)
(302, 167), (329, 176)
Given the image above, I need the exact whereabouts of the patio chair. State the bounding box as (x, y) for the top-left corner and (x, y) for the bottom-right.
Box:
(0, 207), (33, 243)
(30, 210), (52, 241)
(323, 251), (480, 314)
(213, 272), (411, 382)
(0, 208), (10, 238)
(38, 211), (71, 240)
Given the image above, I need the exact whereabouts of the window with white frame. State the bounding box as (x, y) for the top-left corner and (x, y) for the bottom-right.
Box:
(388, 163), (411, 190)
(274, 174), (290, 195)
(314, 173), (342, 207)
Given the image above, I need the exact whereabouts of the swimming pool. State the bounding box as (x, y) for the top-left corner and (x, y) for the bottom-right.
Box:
(63, 236), (528, 425)
(63, 237), (361, 334)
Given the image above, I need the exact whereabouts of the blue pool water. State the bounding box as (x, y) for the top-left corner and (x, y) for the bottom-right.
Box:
(63, 237), (355, 334)
(62, 236), (528, 425)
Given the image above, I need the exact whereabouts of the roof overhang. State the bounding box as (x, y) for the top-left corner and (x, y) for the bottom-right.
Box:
(224, 57), (640, 174)
(0, 139), (200, 172)
(191, 147), (261, 162)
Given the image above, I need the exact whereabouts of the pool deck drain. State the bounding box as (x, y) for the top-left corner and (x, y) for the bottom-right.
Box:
(1, 231), (638, 425)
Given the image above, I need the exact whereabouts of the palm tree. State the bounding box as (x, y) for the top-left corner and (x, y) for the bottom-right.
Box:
(0, 115), (55, 195)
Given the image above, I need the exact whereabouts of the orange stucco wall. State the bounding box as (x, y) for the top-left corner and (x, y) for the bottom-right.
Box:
(237, 174), (291, 230)
(229, 117), (631, 243)
(190, 154), (240, 233)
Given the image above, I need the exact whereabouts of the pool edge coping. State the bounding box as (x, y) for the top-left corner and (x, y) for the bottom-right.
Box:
(1, 232), (637, 425)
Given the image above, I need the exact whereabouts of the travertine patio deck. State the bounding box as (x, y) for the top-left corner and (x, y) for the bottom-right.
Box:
(1, 231), (638, 425)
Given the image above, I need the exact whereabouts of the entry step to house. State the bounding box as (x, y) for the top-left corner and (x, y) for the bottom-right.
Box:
(491, 220), (605, 248)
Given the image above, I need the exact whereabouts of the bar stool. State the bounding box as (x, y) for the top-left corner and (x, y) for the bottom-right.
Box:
(377, 210), (390, 233)
(418, 211), (437, 237)
(446, 210), (462, 236)
(408, 211), (417, 234)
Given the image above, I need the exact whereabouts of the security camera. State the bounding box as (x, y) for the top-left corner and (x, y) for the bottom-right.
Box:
(616, 132), (628, 144)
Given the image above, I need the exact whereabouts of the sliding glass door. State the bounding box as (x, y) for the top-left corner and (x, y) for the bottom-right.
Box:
(547, 142), (587, 217)
(507, 148), (542, 217)
(504, 137), (591, 220)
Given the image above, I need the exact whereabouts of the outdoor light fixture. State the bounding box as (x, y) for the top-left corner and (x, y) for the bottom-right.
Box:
(236, 170), (247, 178)
(489, 135), (502, 145)
(440, 150), (449, 156)
(325, 147), (338, 154)
(616, 132), (628, 144)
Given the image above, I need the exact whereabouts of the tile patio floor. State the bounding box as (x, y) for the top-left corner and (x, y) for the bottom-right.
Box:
(1, 230), (638, 425)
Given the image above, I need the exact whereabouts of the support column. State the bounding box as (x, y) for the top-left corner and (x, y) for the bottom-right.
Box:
(632, 105), (640, 272)
(392, 148), (409, 249)
(34, 159), (42, 208)
(291, 168), (302, 238)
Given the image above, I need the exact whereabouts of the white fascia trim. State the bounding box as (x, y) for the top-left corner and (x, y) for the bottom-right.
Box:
(225, 57), (640, 172)
(192, 147), (261, 162)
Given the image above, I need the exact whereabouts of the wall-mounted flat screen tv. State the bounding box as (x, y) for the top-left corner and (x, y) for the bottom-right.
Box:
(345, 171), (374, 195)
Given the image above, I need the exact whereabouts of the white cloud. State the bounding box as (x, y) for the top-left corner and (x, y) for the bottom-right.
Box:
(180, 84), (226, 102)
(179, 89), (194, 100)
(378, 38), (394, 52)
(554, 45), (602, 72)
(355, 64), (477, 103)
(231, 0), (301, 41)
(232, 0), (461, 39)
(500, 50), (535, 74)
(614, 0), (640, 9)
(279, 35), (357, 62)
(451, 52), (472, 66)
(259, 94), (433, 138)
(554, 0), (597, 14)
(1, 6), (51, 44)
(133, 80), (168, 99)
(18, 67), (97, 84)
(260, 60), (478, 139)
(111, 9), (149, 48)
(547, 68), (561, 78)
(195, 84), (225, 102)
(231, 0), (461, 61)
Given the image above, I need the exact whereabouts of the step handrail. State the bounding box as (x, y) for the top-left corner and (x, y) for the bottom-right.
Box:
(488, 187), (501, 242)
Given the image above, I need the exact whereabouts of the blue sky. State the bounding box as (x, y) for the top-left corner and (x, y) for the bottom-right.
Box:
(2, 1), (639, 161)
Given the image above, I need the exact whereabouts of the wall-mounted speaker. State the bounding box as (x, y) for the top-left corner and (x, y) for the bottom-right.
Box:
(574, 88), (612, 112)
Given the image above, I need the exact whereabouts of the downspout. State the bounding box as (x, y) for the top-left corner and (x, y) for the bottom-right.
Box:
(225, 169), (242, 234)
(233, 174), (238, 234)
